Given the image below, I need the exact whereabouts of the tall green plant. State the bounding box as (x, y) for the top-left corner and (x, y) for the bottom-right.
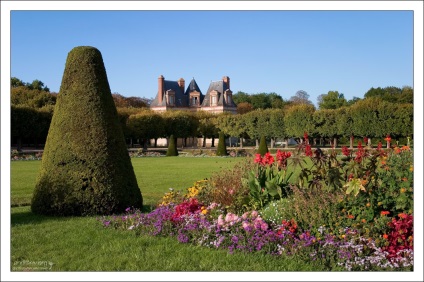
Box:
(257, 136), (268, 156)
(216, 132), (228, 156)
(166, 134), (178, 156)
(31, 46), (143, 216)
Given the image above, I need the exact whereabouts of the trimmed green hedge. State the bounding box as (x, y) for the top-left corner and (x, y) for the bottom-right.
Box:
(31, 46), (143, 216)
(257, 136), (269, 156)
(216, 132), (228, 156)
(166, 135), (179, 156)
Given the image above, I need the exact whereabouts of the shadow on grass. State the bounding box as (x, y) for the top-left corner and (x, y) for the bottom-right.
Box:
(11, 203), (156, 227)
(11, 209), (61, 227)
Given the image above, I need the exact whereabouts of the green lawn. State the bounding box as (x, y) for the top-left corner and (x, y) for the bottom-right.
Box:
(10, 157), (327, 272)
(11, 157), (241, 208)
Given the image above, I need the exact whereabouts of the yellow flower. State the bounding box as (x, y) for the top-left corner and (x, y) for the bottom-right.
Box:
(410, 165), (413, 172)
(400, 188), (406, 193)
(366, 202), (371, 207)
(377, 202), (382, 206)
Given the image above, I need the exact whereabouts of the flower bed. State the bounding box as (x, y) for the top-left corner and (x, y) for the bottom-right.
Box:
(99, 135), (413, 271)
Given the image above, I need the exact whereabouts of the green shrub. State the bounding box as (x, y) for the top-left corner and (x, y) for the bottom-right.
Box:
(31, 46), (143, 216)
(216, 132), (228, 156)
(257, 136), (268, 156)
(259, 199), (291, 227)
(166, 135), (178, 156)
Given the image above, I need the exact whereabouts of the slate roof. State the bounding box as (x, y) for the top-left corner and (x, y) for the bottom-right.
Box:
(185, 78), (204, 104)
(201, 80), (237, 107)
(150, 80), (187, 107)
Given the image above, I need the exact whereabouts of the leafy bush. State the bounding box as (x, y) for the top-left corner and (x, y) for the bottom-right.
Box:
(246, 151), (293, 209)
(31, 46), (142, 216)
(196, 159), (254, 213)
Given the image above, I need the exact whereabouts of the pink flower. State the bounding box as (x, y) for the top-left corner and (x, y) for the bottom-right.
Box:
(217, 215), (224, 226)
(260, 222), (269, 231)
(251, 211), (258, 218)
(242, 221), (250, 231)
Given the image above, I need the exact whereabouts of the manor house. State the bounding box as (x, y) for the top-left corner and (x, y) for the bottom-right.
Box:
(150, 75), (237, 114)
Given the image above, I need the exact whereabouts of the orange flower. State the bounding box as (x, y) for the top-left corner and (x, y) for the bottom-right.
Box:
(394, 147), (401, 154)
(381, 211), (390, 216)
(398, 213), (407, 219)
(383, 234), (389, 239)
(401, 145), (410, 151)
(400, 188), (406, 193)
(361, 219), (366, 223)
(384, 135), (391, 142)
(402, 177), (408, 182)
(366, 202), (371, 207)
(347, 214), (355, 219)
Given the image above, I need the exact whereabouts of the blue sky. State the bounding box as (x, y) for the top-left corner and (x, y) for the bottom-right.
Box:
(1, 2), (424, 281)
(9, 9), (414, 105)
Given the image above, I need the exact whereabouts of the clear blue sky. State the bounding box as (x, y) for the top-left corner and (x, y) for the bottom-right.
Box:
(10, 9), (414, 105)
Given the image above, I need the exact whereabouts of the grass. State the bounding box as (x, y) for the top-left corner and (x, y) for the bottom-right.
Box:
(10, 157), (240, 208)
(10, 157), (326, 272)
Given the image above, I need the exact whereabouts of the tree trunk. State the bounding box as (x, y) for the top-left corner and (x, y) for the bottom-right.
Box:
(239, 137), (243, 149)
(350, 135), (354, 149)
(202, 136), (206, 147)
(17, 137), (22, 152)
(333, 137), (338, 148)
(211, 137), (215, 147)
(143, 139), (148, 152)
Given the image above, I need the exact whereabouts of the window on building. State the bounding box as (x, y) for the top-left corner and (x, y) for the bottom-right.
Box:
(211, 95), (217, 106)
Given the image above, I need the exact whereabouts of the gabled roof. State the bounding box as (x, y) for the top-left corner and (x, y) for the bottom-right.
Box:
(184, 78), (203, 96)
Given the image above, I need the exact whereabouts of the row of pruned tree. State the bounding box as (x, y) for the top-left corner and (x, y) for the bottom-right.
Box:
(12, 97), (412, 150)
(117, 97), (412, 149)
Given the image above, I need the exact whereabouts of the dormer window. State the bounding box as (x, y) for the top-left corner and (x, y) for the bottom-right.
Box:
(166, 89), (175, 106)
(189, 91), (200, 107)
(224, 89), (233, 105)
(210, 90), (218, 106)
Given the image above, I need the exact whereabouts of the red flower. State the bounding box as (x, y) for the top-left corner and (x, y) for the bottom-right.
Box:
(276, 150), (291, 169)
(383, 234), (389, 239)
(263, 152), (274, 166)
(384, 135), (391, 142)
(305, 144), (313, 156)
(303, 131), (308, 140)
(381, 211), (390, 216)
(363, 137), (368, 144)
(377, 141), (383, 151)
(347, 214), (355, 219)
(254, 154), (263, 164)
(341, 146), (350, 157)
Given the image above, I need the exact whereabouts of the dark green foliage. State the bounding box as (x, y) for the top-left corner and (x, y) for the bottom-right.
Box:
(166, 135), (178, 156)
(257, 136), (268, 156)
(31, 46), (143, 216)
(216, 132), (228, 156)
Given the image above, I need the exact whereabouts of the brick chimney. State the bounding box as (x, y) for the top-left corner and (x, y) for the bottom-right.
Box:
(178, 78), (185, 93)
(158, 75), (164, 104)
(223, 76), (230, 90)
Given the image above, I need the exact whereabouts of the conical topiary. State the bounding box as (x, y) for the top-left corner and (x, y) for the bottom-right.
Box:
(31, 46), (143, 216)
(166, 135), (178, 156)
(257, 135), (269, 156)
(216, 132), (228, 156)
